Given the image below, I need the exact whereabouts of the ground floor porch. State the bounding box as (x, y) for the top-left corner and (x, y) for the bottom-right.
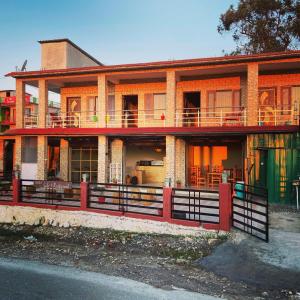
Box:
(1, 132), (299, 206)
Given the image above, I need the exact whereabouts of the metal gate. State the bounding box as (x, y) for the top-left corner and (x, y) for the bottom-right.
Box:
(232, 184), (269, 242)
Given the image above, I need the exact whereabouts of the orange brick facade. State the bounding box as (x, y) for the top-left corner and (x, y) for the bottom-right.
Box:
(2, 46), (300, 200)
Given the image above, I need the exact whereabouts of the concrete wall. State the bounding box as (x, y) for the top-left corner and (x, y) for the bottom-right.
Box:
(66, 42), (99, 68)
(41, 41), (99, 70)
(41, 42), (67, 70)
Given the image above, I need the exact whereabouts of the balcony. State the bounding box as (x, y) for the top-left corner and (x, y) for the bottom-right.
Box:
(175, 107), (247, 127)
(20, 106), (299, 130)
(0, 116), (16, 126)
(257, 106), (298, 126)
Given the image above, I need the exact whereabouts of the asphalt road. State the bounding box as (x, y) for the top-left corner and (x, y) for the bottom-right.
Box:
(0, 257), (220, 300)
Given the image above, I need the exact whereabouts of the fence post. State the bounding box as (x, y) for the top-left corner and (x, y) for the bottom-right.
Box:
(219, 183), (232, 231)
(12, 178), (21, 204)
(80, 181), (88, 210)
(163, 187), (172, 222)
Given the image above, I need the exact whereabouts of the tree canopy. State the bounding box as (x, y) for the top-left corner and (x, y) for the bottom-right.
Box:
(218, 0), (300, 54)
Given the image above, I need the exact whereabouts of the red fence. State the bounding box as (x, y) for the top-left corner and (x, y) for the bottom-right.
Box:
(0, 179), (232, 231)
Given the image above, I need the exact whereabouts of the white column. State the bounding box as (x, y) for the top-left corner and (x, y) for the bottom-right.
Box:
(110, 139), (124, 183)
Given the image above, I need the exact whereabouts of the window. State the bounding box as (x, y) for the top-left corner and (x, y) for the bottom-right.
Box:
(144, 93), (166, 119)
(22, 137), (37, 163)
(70, 147), (98, 182)
(87, 96), (97, 117)
(207, 90), (241, 113)
(107, 95), (115, 120)
(144, 94), (154, 119)
(280, 87), (291, 114)
(25, 108), (31, 116)
(153, 94), (166, 119)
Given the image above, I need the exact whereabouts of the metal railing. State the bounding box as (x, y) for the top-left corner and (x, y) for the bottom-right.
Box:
(88, 183), (163, 216)
(106, 109), (166, 128)
(175, 107), (247, 127)
(232, 183), (268, 242)
(258, 106), (299, 126)
(20, 179), (81, 207)
(22, 105), (299, 129)
(0, 179), (13, 202)
(171, 188), (219, 223)
(24, 114), (38, 128)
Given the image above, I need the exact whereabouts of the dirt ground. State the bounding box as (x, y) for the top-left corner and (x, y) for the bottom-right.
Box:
(0, 223), (297, 300)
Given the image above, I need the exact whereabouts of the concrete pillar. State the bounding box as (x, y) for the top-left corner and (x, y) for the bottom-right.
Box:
(247, 63), (259, 126)
(60, 139), (69, 181)
(37, 136), (47, 180)
(110, 139), (124, 183)
(166, 71), (176, 127)
(98, 74), (107, 128)
(115, 93), (123, 127)
(0, 139), (4, 171)
(175, 138), (186, 186)
(38, 79), (48, 128)
(219, 183), (232, 232)
(15, 136), (22, 169)
(16, 80), (25, 128)
(165, 135), (176, 186)
(98, 135), (108, 183)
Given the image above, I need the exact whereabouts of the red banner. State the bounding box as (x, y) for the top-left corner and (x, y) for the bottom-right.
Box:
(2, 95), (31, 105)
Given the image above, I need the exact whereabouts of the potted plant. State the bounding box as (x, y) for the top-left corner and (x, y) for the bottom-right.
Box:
(176, 180), (182, 188)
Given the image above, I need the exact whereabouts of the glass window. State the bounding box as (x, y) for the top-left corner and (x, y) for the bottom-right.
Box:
(22, 137), (37, 163)
(153, 94), (166, 119)
(107, 95), (115, 120)
(144, 94), (154, 119)
(87, 96), (97, 117)
(70, 147), (98, 182)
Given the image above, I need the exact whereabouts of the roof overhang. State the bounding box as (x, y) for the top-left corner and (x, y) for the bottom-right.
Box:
(6, 50), (300, 80)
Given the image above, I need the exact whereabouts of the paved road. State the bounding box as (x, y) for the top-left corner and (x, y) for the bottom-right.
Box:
(199, 211), (300, 292)
(0, 258), (220, 300)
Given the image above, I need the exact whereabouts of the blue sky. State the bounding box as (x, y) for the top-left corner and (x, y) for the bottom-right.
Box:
(0, 0), (238, 93)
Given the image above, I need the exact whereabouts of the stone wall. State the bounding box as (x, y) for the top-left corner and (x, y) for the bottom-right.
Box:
(0, 205), (212, 236)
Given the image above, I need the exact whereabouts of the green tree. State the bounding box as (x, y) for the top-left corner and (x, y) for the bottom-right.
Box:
(218, 0), (300, 54)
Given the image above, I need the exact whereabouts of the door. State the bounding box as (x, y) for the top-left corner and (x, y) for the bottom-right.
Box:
(258, 150), (268, 189)
(123, 95), (138, 128)
(3, 140), (14, 178)
(183, 92), (201, 127)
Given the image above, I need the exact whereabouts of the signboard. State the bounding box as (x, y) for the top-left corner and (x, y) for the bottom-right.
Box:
(1, 95), (32, 105)
(34, 180), (72, 191)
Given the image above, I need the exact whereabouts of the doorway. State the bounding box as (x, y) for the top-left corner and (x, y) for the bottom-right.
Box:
(3, 139), (14, 177)
(183, 92), (201, 127)
(123, 95), (138, 128)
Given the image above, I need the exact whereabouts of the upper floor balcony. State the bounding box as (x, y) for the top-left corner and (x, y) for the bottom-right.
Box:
(22, 105), (299, 129)
(7, 55), (300, 134)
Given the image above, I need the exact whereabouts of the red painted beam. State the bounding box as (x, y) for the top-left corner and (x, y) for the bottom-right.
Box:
(3, 125), (298, 137)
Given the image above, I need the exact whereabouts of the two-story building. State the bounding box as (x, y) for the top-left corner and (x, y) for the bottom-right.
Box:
(0, 89), (59, 177)
(3, 39), (300, 205)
